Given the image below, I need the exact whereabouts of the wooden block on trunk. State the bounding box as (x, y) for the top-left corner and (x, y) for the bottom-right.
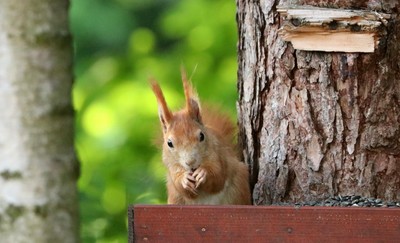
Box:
(277, 5), (390, 53)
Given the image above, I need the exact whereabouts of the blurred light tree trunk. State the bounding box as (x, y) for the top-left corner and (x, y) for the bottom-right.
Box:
(236, 0), (400, 205)
(0, 1), (79, 242)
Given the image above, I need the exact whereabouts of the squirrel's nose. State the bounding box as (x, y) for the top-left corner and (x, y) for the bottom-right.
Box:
(185, 160), (195, 167)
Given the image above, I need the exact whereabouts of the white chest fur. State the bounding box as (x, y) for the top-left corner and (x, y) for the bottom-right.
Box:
(187, 181), (230, 205)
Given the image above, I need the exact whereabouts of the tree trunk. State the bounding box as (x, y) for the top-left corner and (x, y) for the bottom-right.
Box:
(0, 1), (79, 242)
(237, 0), (400, 205)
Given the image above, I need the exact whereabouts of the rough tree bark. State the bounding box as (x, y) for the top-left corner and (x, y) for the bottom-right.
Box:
(237, 0), (400, 205)
(0, 1), (79, 242)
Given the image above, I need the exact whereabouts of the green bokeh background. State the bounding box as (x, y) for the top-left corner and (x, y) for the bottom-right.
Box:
(70, 0), (238, 241)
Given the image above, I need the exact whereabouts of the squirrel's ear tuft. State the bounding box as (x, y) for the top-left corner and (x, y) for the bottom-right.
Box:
(181, 68), (202, 124)
(150, 78), (173, 131)
(188, 98), (202, 123)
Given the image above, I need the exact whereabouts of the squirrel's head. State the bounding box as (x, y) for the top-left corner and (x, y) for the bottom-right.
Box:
(150, 70), (208, 171)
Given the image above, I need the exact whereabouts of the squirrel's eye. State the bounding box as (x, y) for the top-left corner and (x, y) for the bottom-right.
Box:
(199, 132), (205, 142)
(167, 139), (174, 148)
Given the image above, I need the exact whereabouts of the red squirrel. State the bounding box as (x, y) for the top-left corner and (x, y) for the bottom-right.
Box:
(150, 71), (251, 205)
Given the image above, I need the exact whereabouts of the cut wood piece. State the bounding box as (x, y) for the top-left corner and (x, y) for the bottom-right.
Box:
(277, 5), (391, 24)
(289, 32), (376, 52)
(277, 5), (390, 52)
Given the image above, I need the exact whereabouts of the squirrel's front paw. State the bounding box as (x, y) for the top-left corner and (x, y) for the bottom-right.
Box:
(181, 171), (198, 196)
(193, 167), (207, 188)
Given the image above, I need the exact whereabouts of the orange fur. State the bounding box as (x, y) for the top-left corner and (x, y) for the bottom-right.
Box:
(150, 72), (251, 205)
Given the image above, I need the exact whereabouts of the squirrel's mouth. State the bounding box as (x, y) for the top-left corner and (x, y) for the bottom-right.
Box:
(190, 168), (198, 173)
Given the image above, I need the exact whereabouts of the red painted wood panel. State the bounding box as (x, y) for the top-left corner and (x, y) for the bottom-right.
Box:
(129, 205), (400, 242)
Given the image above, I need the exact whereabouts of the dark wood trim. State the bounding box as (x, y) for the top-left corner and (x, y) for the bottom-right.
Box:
(128, 204), (135, 243)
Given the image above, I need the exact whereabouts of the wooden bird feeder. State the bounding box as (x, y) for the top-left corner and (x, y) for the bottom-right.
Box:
(128, 6), (398, 243)
(277, 5), (391, 52)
